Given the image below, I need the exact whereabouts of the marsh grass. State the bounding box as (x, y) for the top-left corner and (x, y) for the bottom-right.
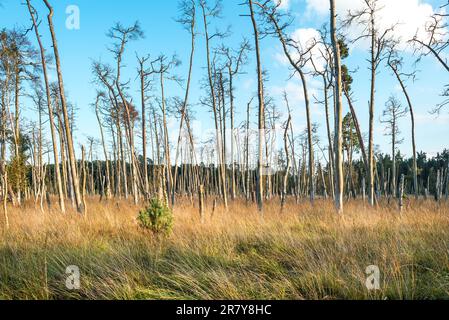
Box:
(0, 197), (448, 300)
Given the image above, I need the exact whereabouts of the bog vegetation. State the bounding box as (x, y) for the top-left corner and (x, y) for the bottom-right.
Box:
(0, 0), (448, 300)
(1, 198), (449, 299)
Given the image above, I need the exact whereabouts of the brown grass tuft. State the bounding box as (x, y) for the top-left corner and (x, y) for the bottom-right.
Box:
(0, 197), (448, 300)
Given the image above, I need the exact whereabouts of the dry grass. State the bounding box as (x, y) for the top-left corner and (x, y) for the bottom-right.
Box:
(0, 197), (448, 300)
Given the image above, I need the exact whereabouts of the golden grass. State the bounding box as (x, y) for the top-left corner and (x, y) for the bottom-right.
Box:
(0, 197), (448, 300)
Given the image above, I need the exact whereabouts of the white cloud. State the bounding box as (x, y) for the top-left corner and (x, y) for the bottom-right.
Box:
(271, 27), (327, 118)
(273, 0), (291, 10)
(415, 113), (449, 125)
(273, 27), (328, 72)
(306, 0), (328, 16)
(270, 74), (323, 112)
(306, 0), (440, 49)
(290, 28), (321, 50)
(271, 80), (307, 103)
(291, 28), (327, 71)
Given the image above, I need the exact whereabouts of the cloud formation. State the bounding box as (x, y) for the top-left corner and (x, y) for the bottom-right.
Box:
(273, 27), (328, 73)
(273, 0), (291, 10)
(306, 0), (440, 48)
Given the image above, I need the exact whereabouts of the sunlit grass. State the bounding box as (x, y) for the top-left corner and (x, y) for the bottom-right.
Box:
(0, 197), (448, 300)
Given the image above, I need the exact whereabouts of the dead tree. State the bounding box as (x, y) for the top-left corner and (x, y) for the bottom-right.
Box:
(330, 0), (344, 213)
(172, 0), (197, 206)
(137, 54), (152, 200)
(107, 21), (144, 205)
(43, 0), (84, 213)
(310, 31), (335, 201)
(387, 49), (419, 199)
(94, 91), (111, 199)
(219, 40), (250, 201)
(200, 0), (228, 209)
(256, 1), (316, 204)
(281, 93), (292, 209)
(246, 0), (266, 212)
(380, 96), (407, 198)
(26, 0), (65, 213)
(410, 6), (449, 74)
(344, 0), (394, 206)
(410, 7), (449, 113)
(81, 145), (87, 215)
(399, 174), (405, 212)
(146, 55), (181, 206)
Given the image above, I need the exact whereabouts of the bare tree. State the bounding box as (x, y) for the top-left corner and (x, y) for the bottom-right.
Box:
(93, 91), (111, 199)
(281, 92), (292, 209)
(256, 1), (316, 204)
(219, 39), (250, 201)
(137, 54), (152, 199)
(381, 96), (407, 198)
(43, 0), (84, 213)
(388, 48), (419, 199)
(247, 0), (266, 212)
(200, 0), (228, 209)
(172, 0), (197, 206)
(310, 30), (335, 200)
(410, 4), (449, 73)
(344, 0), (395, 206)
(330, 0), (344, 214)
(26, 0), (65, 213)
(410, 5), (449, 113)
(107, 21), (144, 204)
(149, 54), (181, 206)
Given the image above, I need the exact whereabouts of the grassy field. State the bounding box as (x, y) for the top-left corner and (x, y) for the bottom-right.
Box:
(0, 197), (448, 300)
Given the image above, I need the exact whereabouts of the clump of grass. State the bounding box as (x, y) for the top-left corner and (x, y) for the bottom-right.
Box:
(0, 197), (448, 300)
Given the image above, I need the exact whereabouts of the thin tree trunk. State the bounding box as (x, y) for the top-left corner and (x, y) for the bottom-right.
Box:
(399, 174), (405, 213)
(172, 11), (196, 206)
(368, 12), (376, 207)
(200, 2), (228, 209)
(43, 0), (83, 213)
(344, 88), (368, 169)
(95, 95), (111, 199)
(389, 62), (419, 199)
(81, 146), (87, 216)
(248, 0), (265, 213)
(139, 63), (149, 199)
(27, 0), (65, 213)
(282, 115), (292, 209)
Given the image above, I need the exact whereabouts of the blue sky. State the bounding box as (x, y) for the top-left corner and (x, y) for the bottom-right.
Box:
(1, 0), (448, 162)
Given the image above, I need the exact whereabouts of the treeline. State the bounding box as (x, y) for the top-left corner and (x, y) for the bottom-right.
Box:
(12, 149), (449, 210)
(1, 0), (449, 223)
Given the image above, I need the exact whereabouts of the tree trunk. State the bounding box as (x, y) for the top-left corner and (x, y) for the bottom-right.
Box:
(368, 12), (376, 207)
(248, 0), (265, 213)
(200, 2), (228, 209)
(282, 115), (292, 209)
(172, 11), (196, 206)
(330, 0), (344, 213)
(389, 62), (419, 199)
(43, 0), (83, 213)
(27, 0), (65, 213)
(95, 95), (111, 199)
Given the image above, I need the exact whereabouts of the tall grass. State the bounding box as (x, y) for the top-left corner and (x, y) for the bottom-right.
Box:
(0, 197), (448, 300)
